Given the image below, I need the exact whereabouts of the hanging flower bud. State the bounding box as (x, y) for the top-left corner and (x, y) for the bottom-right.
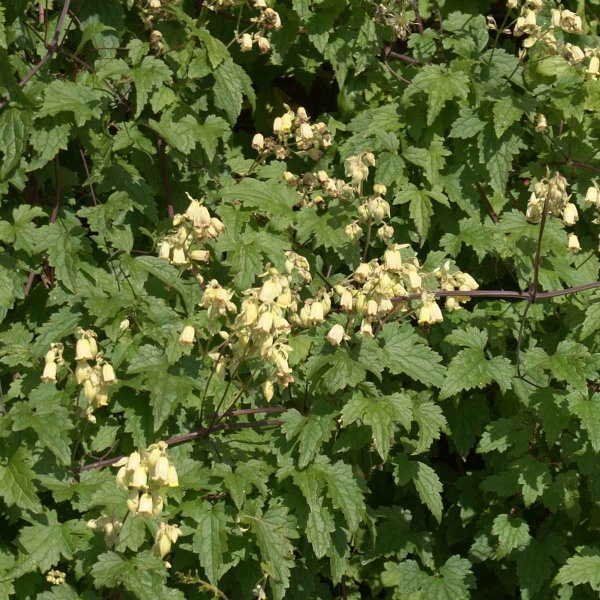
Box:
(102, 363), (117, 384)
(127, 490), (140, 513)
(167, 464), (179, 487)
(418, 299), (444, 325)
(340, 290), (354, 312)
(153, 455), (170, 483)
(127, 451), (141, 471)
(345, 221), (363, 242)
(566, 233), (581, 253)
(326, 324), (347, 346)
(560, 10), (583, 34)
(159, 240), (171, 260)
(179, 325), (195, 347)
(118, 318), (130, 332)
(534, 114), (547, 132)
(238, 33), (253, 52)
(75, 338), (94, 361)
(373, 182), (387, 195)
(138, 493), (154, 517)
(586, 56), (599, 80)
(154, 531), (172, 558)
(562, 202), (579, 225)
(84, 379), (98, 403)
(42, 361), (57, 383)
(377, 224), (394, 240)
(131, 466), (148, 489)
(273, 117), (284, 134)
(550, 8), (561, 27)
(263, 380), (274, 402)
(257, 36), (271, 53)
(252, 133), (265, 151)
(585, 184), (600, 208)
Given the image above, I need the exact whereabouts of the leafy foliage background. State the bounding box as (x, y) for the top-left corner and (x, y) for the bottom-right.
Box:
(0, 0), (600, 598)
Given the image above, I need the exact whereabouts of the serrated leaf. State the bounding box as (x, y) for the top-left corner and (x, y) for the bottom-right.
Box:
(10, 512), (77, 578)
(193, 503), (228, 585)
(0, 448), (42, 512)
(407, 64), (470, 125)
(131, 56), (172, 118)
(570, 394), (600, 452)
(491, 514), (530, 559)
(213, 60), (255, 124)
(0, 107), (31, 179)
(380, 322), (446, 388)
(39, 80), (105, 126)
(554, 552), (600, 589)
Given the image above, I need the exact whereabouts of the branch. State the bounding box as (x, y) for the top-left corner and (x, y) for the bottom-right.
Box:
(76, 418), (283, 472)
(476, 181), (498, 223)
(547, 160), (600, 176)
(388, 50), (420, 65)
(0, 0), (72, 110)
(392, 281), (600, 303)
(412, 0), (424, 34)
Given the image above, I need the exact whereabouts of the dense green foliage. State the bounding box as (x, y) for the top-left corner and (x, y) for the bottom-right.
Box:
(1, 0), (600, 598)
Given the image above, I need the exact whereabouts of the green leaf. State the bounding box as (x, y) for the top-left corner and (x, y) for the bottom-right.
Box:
(570, 394), (600, 452)
(554, 551), (600, 589)
(491, 514), (531, 559)
(0, 448), (42, 512)
(450, 107), (486, 139)
(393, 454), (443, 522)
(131, 56), (172, 118)
(192, 503), (228, 585)
(407, 64), (470, 125)
(478, 125), (525, 196)
(39, 81), (105, 126)
(0, 107), (31, 179)
(213, 60), (255, 125)
(281, 409), (337, 468)
(314, 460), (365, 533)
(10, 512), (77, 578)
(380, 322), (446, 388)
(342, 393), (412, 460)
(402, 137), (451, 187)
(33, 306), (82, 359)
(411, 400), (447, 454)
(135, 256), (194, 314)
(219, 178), (297, 230)
(440, 329), (514, 400)
(492, 97), (523, 139)
(244, 504), (297, 593)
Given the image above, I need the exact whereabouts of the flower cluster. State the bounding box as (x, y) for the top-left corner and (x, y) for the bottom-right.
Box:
(585, 181), (600, 251)
(433, 261), (480, 313)
(73, 328), (118, 423)
(200, 254), (315, 401)
(252, 105), (333, 163)
(153, 522), (183, 559)
(113, 441), (179, 518)
(86, 514), (123, 547)
(158, 193), (225, 276)
(508, 3), (599, 78)
(40, 329), (119, 423)
(45, 570), (66, 585)
(526, 172), (581, 252)
(332, 247), (479, 335)
(41, 342), (64, 383)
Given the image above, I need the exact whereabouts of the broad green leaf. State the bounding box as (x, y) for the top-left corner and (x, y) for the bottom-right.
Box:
(0, 448), (42, 512)
(491, 514), (531, 559)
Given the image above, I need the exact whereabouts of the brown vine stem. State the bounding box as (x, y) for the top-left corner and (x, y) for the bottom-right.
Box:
(475, 181), (498, 223)
(412, 0), (425, 34)
(388, 50), (420, 65)
(0, 0), (71, 110)
(76, 419), (283, 472)
(391, 281), (600, 304)
(547, 160), (600, 176)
